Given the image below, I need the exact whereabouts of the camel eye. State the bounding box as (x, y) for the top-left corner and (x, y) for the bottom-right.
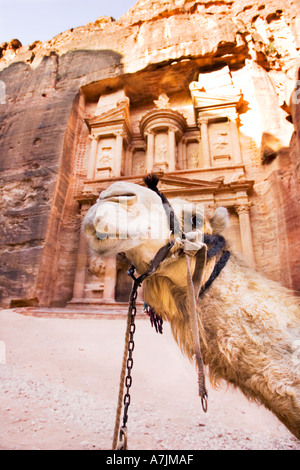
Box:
(192, 214), (204, 230)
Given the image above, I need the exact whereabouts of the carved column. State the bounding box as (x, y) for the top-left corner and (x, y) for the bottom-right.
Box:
(114, 132), (123, 177)
(72, 203), (90, 300)
(168, 127), (176, 172)
(177, 139), (183, 170)
(87, 135), (98, 179)
(146, 131), (154, 172)
(198, 117), (211, 167)
(182, 137), (187, 169)
(103, 255), (117, 301)
(228, 112), (242, 164)
(235, 203), (255, 267)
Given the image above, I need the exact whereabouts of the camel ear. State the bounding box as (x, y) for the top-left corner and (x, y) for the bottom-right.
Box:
(210, 207), (229, 234)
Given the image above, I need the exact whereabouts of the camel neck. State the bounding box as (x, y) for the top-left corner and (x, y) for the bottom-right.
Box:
(199, 234), (230, 296)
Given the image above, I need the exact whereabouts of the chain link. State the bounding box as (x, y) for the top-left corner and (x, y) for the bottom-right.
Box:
(121, 273), (139, 431)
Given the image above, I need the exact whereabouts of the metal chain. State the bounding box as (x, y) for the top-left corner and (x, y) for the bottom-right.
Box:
(122, 280), (138, 429)
(114, 267), (140, 450)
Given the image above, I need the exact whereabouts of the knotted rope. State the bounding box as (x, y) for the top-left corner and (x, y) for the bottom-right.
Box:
(112, 295), (134, 450)
(185, 252), (208, 411)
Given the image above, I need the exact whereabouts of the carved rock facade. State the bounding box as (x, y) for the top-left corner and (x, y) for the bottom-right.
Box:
(0, 0), (299, 308)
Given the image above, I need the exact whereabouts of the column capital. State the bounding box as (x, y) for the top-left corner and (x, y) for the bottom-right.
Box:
(198, 116), (209, 126)
(235, 201), (255, 267)
(234, 202), (252, 215)
(89, 133), (98, 141)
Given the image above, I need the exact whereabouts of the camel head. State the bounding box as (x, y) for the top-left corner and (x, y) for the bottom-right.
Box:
(83, 179), (229, 274)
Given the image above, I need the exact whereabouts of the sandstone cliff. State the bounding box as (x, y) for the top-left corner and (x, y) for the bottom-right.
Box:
(0, 0), (299, 307)
(1, 1), (299, 81)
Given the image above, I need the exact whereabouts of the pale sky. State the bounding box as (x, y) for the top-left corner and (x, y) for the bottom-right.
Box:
(0, 0), (137, 46)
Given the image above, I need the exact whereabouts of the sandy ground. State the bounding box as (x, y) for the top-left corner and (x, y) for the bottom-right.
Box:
(0, 308), (299, 451)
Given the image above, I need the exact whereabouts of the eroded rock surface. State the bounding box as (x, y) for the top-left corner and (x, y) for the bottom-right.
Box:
(0, 0), (299, 307)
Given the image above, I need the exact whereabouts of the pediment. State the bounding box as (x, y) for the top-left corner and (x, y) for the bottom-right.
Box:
(189, 89), (243, 111)
(189, 66), (243, 112)
(141, 174), (221, 196)
(85, 98), (131, 132)
(160, 175), (219, 189)
(139, 173), (254, 198)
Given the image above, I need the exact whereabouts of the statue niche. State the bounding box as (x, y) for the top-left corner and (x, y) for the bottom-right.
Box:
(132, 148), (146, 175)
(154, 130), (169, 171)
(140, 95), (187, 173)
(96, 137), (115, 178)
(186, 139), (201, 169)
(209, 120), (232, 165)
(84, 256), (105, 300)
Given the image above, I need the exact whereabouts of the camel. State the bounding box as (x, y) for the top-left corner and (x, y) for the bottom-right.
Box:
(83, 177), (300, 439)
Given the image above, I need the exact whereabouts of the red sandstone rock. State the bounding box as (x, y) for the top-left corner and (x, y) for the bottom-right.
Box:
(0, 0), (299, 307)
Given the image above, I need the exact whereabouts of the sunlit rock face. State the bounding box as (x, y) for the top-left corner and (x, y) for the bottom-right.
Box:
(0, 0), (299, 307)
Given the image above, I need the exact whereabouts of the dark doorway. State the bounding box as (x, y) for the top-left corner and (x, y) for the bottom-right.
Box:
(115, 253), (133, 302)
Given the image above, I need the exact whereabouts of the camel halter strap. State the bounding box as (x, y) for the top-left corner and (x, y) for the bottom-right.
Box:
(142, 173), (208, 411)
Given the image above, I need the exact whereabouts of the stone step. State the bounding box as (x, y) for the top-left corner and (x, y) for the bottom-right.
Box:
(13, 304), (147, 320)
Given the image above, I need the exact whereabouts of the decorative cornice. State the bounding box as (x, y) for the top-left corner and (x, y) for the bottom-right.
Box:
(76, 172), (254, 205)
(84, 98), (132, 138)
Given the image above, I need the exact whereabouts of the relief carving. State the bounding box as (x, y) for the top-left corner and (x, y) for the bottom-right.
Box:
(214, 131), (230, 151)
(132, 148), (146, 175)
(209, 121), (232, 162)
(88, 256), (106, 278)
(186, 140), (200, 169)
(157, 143), (168, 162)
(99, 147), (112, 167)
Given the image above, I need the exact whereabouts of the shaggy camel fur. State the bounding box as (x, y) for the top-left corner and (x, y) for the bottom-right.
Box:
(83, 181), (300, 439)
